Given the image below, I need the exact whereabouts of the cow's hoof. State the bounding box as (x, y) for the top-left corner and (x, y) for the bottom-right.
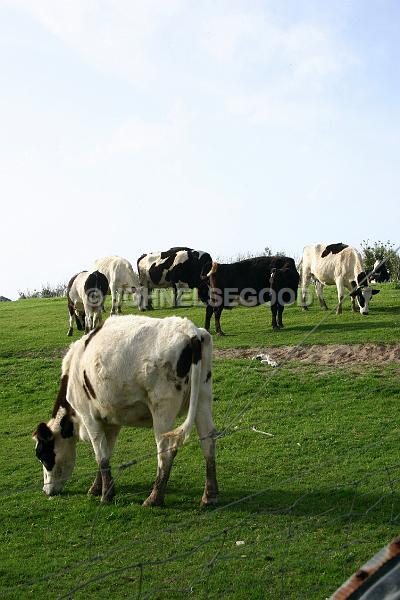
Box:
(272, 326), (279, 331)
(216, 331), (225, 337)
(301, 306), (309, 311)
(87, 484), (102, 497)
(200, 496), (218, 508)
(100, 492), (115, 504)
(142, 495), (164, 508)
(67, 330), (73, 336)
(100, 485), (115, 503)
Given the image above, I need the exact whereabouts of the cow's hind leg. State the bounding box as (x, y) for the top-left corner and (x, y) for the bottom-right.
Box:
(110, 285), (118, 315)
(67, 305), (74, 336)
(195, 403), (218, 507)
(143, 416), (177, 507)
(117, 289), (123, 313)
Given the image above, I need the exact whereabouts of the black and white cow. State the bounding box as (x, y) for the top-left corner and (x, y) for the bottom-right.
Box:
(300, 243), (380, 314)
(33, 315), (217, 507)
(137, 247), (212, 310)
(67, 270), (109, 336)
(205, 256), (299, 335)
(369, 259), (390, 283)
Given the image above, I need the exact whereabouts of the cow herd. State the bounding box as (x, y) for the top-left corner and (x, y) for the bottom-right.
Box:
(33, 242), (383, 506)
(66, 243), (382, 337)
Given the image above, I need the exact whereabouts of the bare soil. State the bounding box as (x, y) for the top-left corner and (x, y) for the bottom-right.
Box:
(214, 343), (400, 365)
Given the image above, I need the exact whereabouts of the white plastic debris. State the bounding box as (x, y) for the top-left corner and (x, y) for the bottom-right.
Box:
(251, 426), (274, 437)
(236, 540), (245, 546)
(251, 353), (279, 367)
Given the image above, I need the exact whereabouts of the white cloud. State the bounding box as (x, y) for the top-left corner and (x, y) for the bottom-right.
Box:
(74, 100), (190, 168)
(203, 10), (354, 75)
(10, 0), (182, 86)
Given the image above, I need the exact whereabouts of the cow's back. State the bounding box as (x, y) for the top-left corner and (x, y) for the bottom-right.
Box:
(94, 256), (137, 288)
(66, 315), (202, 425)
(303, 244), (363, 284)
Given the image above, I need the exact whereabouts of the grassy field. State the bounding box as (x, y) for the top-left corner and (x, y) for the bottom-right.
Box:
(0, 285), (399, 599)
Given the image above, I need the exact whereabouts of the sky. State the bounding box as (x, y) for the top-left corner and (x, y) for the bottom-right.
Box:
(0, 0), (399, 299)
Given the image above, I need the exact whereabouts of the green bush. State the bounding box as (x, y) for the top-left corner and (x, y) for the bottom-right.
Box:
(360, 240), (400, 281)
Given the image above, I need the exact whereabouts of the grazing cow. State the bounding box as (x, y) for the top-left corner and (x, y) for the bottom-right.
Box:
(67, 270), (109, 336)
(137, 247), (212, 310)
(205, 256), (299, 335)
(33, 315), (217, 507)
(369, 259), (390, 283)
(300, 243), (380, 315)
(94, 256), (139, 315)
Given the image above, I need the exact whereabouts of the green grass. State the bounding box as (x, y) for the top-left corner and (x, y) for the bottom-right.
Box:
(0, 288), (399, 599)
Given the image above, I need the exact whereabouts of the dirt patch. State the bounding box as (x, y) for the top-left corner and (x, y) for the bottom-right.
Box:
(214, 343), (400, 366)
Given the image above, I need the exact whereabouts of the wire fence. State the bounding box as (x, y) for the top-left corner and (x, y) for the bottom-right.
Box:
(1, 250), (399, 599)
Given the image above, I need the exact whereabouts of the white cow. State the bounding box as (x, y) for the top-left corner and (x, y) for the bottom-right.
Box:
(300, 243), (380, 315)
(67, 270), (109, 335)
(33, 315), (218, 507)
(94, 256), (139, 315)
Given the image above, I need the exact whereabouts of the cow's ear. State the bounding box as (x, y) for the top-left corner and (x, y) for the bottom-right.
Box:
(372, 289), (380, 295)
(60, 415), (74, 439)
(33, 422), (53, 442)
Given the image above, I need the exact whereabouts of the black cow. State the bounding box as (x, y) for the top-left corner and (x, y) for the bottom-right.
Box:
(137, 247), (212, 310)
(205, 256), (299, 335)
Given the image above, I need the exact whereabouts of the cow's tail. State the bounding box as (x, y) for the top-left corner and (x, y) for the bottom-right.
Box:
(163, 335), (204, 449)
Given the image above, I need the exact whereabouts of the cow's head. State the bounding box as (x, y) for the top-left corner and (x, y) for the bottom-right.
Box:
(33, 415), (77, 496)
(351, 273), (380, 315)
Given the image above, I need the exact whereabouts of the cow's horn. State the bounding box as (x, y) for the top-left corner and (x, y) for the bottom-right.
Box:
(206, 262), (218, 278)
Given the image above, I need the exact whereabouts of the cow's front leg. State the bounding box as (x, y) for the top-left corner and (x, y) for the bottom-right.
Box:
(214, 306), (225, 336)
(271, 304), (279, 330)
(335, 279), (345, 315)
(99, 459), (115, 503)
(204, 304), (213, 331)
(277, 304), (284, 328)
(88, 469), (102, 496)
(144, 421), (177, 507)
(172, 284), (179, 308)
(315, 281), (328, 310)
(88, 425), (120, 502)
